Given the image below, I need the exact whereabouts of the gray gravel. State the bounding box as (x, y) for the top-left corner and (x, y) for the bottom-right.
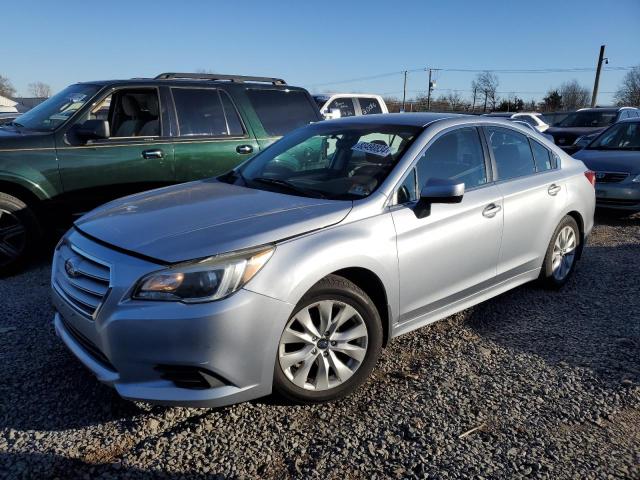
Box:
(1, 213), (639, 479)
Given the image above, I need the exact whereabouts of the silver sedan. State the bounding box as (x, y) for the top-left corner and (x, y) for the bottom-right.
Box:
(51, 113), (595, 407)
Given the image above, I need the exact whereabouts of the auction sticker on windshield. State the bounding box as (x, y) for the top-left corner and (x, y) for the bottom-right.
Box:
(351, 141), (392, 157)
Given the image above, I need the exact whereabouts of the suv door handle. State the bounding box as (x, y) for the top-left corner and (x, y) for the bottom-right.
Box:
(548, 183), (561, 196)
(142, 149), (163, 159)
(236, 145), (254, 154)
(482, 203), (502, 218)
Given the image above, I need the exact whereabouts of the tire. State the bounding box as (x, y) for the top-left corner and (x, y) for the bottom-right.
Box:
(540, 215), (580, 289)
(0, 192), (41, 276)
(273, 274), (383, 404)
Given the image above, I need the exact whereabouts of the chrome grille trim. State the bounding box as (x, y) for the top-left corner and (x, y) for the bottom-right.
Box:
(595, 171), (629, 183)
(54, 242), (112, 319)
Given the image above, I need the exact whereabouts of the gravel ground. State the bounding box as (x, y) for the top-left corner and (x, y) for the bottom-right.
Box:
(1, 213), (639, 479)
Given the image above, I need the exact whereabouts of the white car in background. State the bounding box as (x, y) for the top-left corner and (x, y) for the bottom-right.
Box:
(313, 94), (388, 120)
(511, 112), (550, 132)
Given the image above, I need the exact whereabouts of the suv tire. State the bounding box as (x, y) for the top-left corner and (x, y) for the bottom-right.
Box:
(0, 193), (40, 276)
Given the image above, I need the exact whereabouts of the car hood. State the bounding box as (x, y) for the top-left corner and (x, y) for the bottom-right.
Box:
(572, 149), (640, 174)
(75, 179), (353, 263)
(0, 127), (54, 150)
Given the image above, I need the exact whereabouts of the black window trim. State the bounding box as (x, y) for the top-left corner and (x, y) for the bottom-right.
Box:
(169, 86), (249, 140)
(391, 125), (493, 206)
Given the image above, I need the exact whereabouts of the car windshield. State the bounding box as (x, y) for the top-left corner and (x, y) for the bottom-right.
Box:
(588, 122), (640, 150)
(558, 111), (617, 128)
(8, 84), (100, 131)
(227, 123), (421, 200)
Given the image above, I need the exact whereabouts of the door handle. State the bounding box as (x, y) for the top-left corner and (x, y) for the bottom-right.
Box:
(482, 203), (502, 218)
(142, 149), (163, 159)
(236, 145), (254, 154)
(548, 184), (561, 196)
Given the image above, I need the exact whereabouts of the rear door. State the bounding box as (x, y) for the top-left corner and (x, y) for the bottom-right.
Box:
(355, 97), (384, 116)
(171, 87), (259, 182)
(483, 126), (567, 276)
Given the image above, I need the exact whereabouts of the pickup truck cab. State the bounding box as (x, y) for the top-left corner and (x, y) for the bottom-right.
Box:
(313, 94), (388, 120)
(0, 73), (321, 273)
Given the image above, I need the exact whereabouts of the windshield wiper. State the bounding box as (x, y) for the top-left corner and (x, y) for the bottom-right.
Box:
(251, 177), (326, 198)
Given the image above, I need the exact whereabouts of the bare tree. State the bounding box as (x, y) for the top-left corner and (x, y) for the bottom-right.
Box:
(28, 81), (52, 97)
(446, 91), (464, 111)
(559, 80), (590, 110)
(472, 72), (499, 112)
(614, 66), (640, 107)
(0, 75), (16, 98)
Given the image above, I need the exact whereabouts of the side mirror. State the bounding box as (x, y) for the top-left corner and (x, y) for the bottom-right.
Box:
(74, 119), (110, 141)
(414, 178), (465, 219)
(323, 108), (342, 120)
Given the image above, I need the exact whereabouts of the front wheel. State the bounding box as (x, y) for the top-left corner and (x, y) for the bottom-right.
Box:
(273, 274), (383, 404)
(0, 193), (41, 276)
(540, 215), (580, 289)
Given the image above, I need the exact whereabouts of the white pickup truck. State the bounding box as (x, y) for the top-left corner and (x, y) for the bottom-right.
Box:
(313, 93), (388, 120)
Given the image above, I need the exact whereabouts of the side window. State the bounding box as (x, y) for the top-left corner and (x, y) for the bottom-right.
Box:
(219, 91), (245, 136)
(530, 139), (553, 171)
(486, 127), (536, 181)
(83, 89), (160, 138)
(328, 98), (356, 117)
(416, 127), (487, 189)
(172, 88), (227, 137)
(358, 98), (382, 115)
(518, 115), (537, 126)
(246, 89), (318, 137)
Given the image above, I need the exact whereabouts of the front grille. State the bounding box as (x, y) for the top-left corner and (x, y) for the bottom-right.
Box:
(60, 316), (116, 371)
(54, 243), (111, 318)
(595, 171), (629, 183)
(597, 198), (639, 206)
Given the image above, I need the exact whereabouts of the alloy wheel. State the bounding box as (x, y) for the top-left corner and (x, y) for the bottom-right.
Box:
(278, 300), (369, 391)
(552, 225), (577, 281)
(0, 209), (27, 266)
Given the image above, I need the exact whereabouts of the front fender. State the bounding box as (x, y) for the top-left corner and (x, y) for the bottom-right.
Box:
(244, 212), (400, 326)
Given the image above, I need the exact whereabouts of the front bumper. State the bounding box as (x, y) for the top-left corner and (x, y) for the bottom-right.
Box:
(595, 182), (640, 211)
(52, 229), (293, 408)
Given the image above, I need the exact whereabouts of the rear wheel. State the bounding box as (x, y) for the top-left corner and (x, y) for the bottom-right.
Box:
(273, 275), (383, 404)
(540, 215), (580, 289)
(0, 193), (40, 276)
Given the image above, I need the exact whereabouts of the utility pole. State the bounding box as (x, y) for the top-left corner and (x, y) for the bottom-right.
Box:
(471, 85), (477, 112)
(425, 68), (439, 111)
(401, 71), (407, 112)
(591, 45), (607, 107)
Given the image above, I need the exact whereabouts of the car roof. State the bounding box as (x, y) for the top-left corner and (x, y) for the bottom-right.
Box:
(77, 78), (306, 90)
(576, 107), (637, 113)
(319, 112), (465, 128)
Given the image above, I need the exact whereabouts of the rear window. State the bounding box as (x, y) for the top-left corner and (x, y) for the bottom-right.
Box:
(247, 89), (318, 136)
(358, 97), (382, 115)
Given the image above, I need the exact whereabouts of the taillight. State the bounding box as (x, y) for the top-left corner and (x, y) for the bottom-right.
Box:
(584, 170), (596, 187)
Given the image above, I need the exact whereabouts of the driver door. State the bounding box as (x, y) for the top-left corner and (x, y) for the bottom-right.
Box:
(390, 126), (503, 326)
(55, 86), (175, 217)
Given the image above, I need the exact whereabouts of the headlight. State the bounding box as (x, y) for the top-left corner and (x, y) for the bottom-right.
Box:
(133, 246), (274, 302)
(632, 174), (640, 183)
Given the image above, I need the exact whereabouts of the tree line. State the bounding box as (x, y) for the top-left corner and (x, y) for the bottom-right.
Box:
(0, 76), (52, 99)
(385, 66), (640, 113)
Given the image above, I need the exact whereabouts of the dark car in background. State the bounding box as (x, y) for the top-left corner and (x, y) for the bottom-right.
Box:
(545, 107), (639, 154)
(573, 117), (640, 213)
(0, 72), (321, 273)
(540, 111), (570, 127)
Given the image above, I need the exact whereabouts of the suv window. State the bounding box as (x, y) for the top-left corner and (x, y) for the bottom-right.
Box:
(358, 98), (382, 115)
(486, 127), (536, 180)
(219, 91), (244, 136)
(246, 89), (318, 137)
(530, 139), (554, 171)
(172, 88), (227, 136)
(415, 127), (488, 190)
(328, 98), (356, 117)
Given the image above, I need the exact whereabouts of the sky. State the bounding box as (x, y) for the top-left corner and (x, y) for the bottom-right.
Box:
(2, 0), (639, 105)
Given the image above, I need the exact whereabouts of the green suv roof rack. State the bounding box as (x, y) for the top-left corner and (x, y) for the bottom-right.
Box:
(155, 72), (287, 85)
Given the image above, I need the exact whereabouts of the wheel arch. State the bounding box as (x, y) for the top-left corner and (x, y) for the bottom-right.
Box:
(565, 210), (585, 259)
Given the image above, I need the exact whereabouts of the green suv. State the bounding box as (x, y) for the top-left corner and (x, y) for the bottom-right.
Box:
(0, 73), (321, 273)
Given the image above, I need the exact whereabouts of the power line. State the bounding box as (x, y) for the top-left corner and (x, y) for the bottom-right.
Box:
(308, 65), (636, 88)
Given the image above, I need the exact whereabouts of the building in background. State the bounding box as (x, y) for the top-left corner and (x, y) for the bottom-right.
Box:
(0, 94), (18, 113)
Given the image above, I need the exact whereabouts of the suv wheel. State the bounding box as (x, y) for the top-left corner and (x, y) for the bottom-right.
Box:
(0, 193), (40, 275)
(540, 215), (580, 289)
(273, 274), (382, 403)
